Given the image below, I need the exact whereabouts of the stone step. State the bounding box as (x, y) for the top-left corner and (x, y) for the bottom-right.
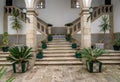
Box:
(98, 56), (120, 60)
(35, 61), (83, 65)
(47, 45), (71, 47)
(45, 47), (73, 50)
(43, 51), (75, 54)
(48, 42), (70, 45)
(101, 60), (120, 65)
(43, 49), (75, 52)
(36, 57), (78, 61)
(0, 62), (12, 66)
(43, 53), (75, 57)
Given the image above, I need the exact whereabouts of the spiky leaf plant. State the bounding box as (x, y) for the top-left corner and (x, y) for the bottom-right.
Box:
(7, 46), (33, 63)
(81, 48), (107, 62)
(0, 66), (15, 82)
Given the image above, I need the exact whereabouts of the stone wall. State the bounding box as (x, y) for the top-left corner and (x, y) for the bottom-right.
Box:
(0, 34), (42, 47)
(72, 33), (113, 49)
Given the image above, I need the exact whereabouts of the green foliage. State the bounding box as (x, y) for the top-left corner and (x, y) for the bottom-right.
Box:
(75, 50), (81, 58)
(2, 32), (9, 46)
(41, 40), (47, 44)
(11, 10), (22, 31)
(114, 39), (120, 46)
(47, 24), (53, 26)
(72, 43), (77, 49)
(66, 34), (71, 41)
(81, 48), (107, 62)
(65, 23), (73, 26)
(7, 46), (33, 63)
(0, 66), (15, 82)
(99, 15), (110, 33)
(11, 10), (22, 44)
(36, 48), (43, 59)
(48, 34), (53, 41)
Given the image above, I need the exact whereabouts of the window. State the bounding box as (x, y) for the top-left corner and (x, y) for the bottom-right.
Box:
(71, 0), (80, 9)
(37, 0), (45, 9)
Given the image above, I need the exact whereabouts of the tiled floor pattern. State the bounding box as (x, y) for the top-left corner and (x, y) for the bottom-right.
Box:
(1, 65), (120, 82)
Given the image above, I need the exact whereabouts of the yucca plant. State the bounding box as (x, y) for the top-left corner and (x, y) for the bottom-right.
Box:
(0, 66), (15, 82)
(81, 48), (107, 62)
(81, 48), (108, 72)
(99, 15), (111, 42)
(11, 10), (22, 44)
(7, 46), (33, 73)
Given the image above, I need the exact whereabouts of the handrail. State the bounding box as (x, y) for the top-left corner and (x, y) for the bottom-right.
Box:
(91, 5), (113, 22)
(37, 17), (48, 35)
(4, 6), (26, 22)
(67, 5), (113, 35)
(66, 17), (81, 35)
(4, 6), (51, 36)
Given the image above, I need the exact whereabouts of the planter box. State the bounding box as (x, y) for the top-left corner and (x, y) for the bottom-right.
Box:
(12, 61), (29, 73)
(36, 53), (43, 59)
(42, 43), (47, 49)
(72, 43), (77, 49)
(113, 45), (120, 51)
(2, 47), (9, 52)
(75, 52), (81, 58)
(86, 61), (102, 73)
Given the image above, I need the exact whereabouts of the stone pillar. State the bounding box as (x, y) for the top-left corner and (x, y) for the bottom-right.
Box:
(26, 9), (37, 50)
(48, 26), (51, 34)
(78, 0), (92, 49)
(109, 13), (114, 46)
(80, 8), (91, 48)
(26, 9), (37, 67)
(67, 27), (70, 34)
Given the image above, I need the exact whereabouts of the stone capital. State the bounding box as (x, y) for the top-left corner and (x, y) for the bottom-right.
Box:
(27, 8), (38, 17)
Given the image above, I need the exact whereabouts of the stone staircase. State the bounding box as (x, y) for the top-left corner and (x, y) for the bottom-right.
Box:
(35, 35), (120, 66)
(35, 37), (82, 65)
(0, 36), (119, 66)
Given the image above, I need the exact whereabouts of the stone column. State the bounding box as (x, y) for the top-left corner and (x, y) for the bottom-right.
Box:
(26, 9), (37, 67)
(48, 26), (52, 34)
(109, 13), (114, 46)
(80, 8), (91, 48)
(67, 27), (70, 34)
(79, 0), (92, 49)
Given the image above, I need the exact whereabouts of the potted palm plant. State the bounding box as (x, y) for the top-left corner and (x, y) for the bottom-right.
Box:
(99, 15), (111, 42)
(81, 48), (107, 73)
(2, 32), (9, 52)
(11, 10), (22, 45)
(7, 46), (33, 73)
(36, 48), (43, 59)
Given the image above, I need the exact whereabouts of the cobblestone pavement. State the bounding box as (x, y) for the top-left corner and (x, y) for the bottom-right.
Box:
(1, 65), (120, 82)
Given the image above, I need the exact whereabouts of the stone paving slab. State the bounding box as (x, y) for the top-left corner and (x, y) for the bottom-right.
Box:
(1, 65), (120, 82)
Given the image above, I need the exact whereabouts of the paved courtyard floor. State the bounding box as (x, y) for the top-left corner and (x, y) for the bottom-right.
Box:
(1, 65), (120, 82)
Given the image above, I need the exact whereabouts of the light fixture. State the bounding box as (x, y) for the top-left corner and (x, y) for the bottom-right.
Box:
(22, 8), (27, 14)
(89, 7), (93, 14)
(87, 7), (93, 22)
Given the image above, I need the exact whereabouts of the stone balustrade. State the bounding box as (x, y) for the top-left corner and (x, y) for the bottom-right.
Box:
(4, 6), (26, 22)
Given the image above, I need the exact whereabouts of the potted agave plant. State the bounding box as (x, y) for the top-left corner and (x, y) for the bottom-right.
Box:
(7, 46), (33, 73)
(81, 48), (107, 73)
